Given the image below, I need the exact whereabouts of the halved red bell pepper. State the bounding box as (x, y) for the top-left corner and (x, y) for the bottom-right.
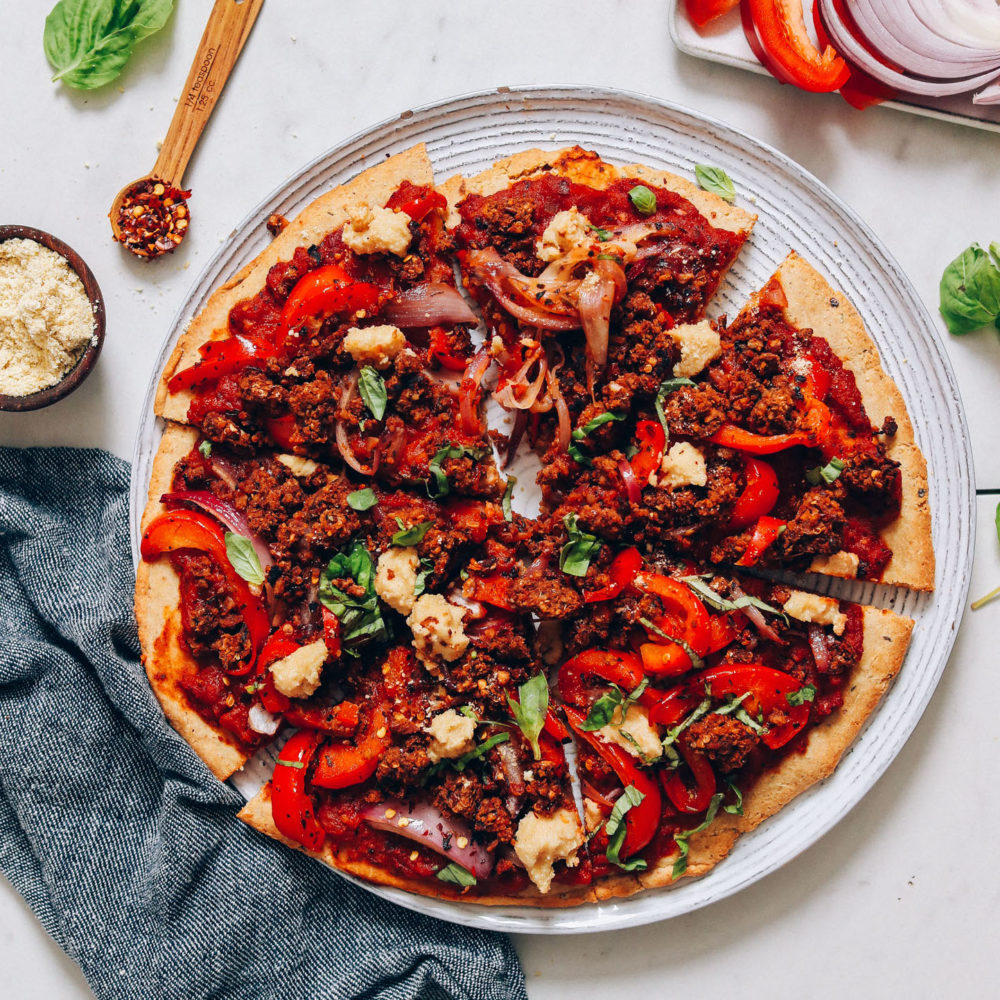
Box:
(635, 573), (711, 668)
(662, 743), (717, 814)
(630, 420), (666, 486)
(271, 730), (325, 851)
(728, 456), (779, 531)
(281, 265), (381, 334)
(584, 546), (642, 603)
(564, 705), (662, 859)
(140, 509), (269, 674)
(736, 515), (786, 567)
(558, 649), (644, 708)
(696, 663), (809, 749)
(168, 335), (275, 393)
(311, 705), (391, 789)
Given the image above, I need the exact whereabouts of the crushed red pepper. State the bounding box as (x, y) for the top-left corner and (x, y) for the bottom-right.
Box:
(113, 178), (191, 258)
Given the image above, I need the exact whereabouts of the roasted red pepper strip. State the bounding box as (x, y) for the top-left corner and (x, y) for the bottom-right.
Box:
(646, 686), (702, 729)
(635, 572), (711, 666)
(558, 649), (644, 707)
(281, 265), (381, 335)
(685, 0), (740, 27)
(696, 663), (809, 749)
(396, 189), (447, 222)
(736, 515), (786, 567)
(254, 632), (300, 715)
(639, 642), (694, 677)
(168, 336), (274, 393)
(284, 700), (360, 735)
(706, 612), (744, 654)
(728, 457), (780, 531)
(321, 608), (342, 659)
(629, 420), (666, 485)
(662, 743), (717, 814)
(466, 574), (515, 611)
(271, 731), (325, 851)
(564, 705), (662, 858)
(543, 707), (569, 742)
(140, 509), (269, 675)
(427, 326), (467, 371)
(311, 705), (391, 789)
(584, 546), (642, 603)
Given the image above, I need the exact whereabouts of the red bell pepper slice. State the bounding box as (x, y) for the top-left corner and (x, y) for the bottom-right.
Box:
(685, 0), (739, 27)
(321, 608), (342, 659)
(634, 573), (711, 666)
(696, 663), (810, 749)
(543, 707), (569, 743)
(706, 612), (743, 654)
(639, 642), (694, 677)
(646, 685), (702, 728)
(284, 700), (360, 735)
(311, 705), (391, 789)
(266, 414), (297, 450)
(252, 632), (303, 714)
(281, 265), (381, 334)
(396, 189), (447, 222)
(271, 730), (326, 851)
(728, 456), (780, 531)
(558, 649), (644, 708)
(465, 573), (515, 611)
(564, 705), (662, 858)
(140, 509), (269, 674)
(168, 335), (275, 393)
(629, 420), (666, 486)
(662, 743), (717, 814)
(427, 326), (468, 371)
(736, 515), (786, 567)
(741, 0), (850, 93)
(584, 546), (642, 603)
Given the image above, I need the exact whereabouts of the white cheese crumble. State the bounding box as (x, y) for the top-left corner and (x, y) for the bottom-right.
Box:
(342, 204), (412, 257)
(671, 320), (722, 378)
(0, 238), (95, 396)
(536, 208), (593, 262)
(594, 703), (663, 760)
(407, 594), (469, 668)
(809, 550), (861, 578)
(276, 453), (319, 477)
(343, 324), (406, 368)
(247, 704), (281, 736)
(659, 442), (707, 489)
(514, 808), (584, 894)
(782, 590), (848, 636)
(375, 546), (420, 615)
(269, 639), (328, 699)
(425, 709), (477, 762)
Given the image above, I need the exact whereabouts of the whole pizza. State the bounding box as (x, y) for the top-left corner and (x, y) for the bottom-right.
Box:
(136, 143), (932, 905)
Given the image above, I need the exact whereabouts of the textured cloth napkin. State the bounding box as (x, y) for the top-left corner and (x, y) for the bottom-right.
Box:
(0, 446), (527, 1000)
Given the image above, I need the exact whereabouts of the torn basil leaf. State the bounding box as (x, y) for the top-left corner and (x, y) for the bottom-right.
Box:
(628, 185), (657, 216)
(347, 487), (378, 512)
(413, 556), (434, 598)
(502, 476), (517, 522)
(723, 780), (744, 816)
(786, 684), (816, 706)
(507, 673), (549, 761)
(588, 223), (611, 241)
(567, 410), (624, 466)
(672, 791), (724, 878)
(426, 443), (489, 499)
(559, 514), (602, 578)
(198, 440), (212, 458)
(391, 518), (433, 547)
(605, 784), (648, 871)
(638, 616), (704, 670)
(654, 377), (696, 436)
(319, 540), (391, 653)
(680, 575), (785, 621)
(450, 732), (510, 772)
(695, 164), (736, 204)
(436, 862), (477, 887)
(225, 532), (265, 587)
(358, 366), (388, 421)
(805, 457), (845, 486)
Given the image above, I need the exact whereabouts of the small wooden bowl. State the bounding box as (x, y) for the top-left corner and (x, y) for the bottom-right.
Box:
(0, 224), (106, 412)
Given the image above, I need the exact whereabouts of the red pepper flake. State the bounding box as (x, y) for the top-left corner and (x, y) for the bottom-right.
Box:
(113, 178), (192, 258)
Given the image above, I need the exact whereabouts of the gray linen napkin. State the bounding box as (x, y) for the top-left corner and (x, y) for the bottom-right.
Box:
(0, 446), (527, 1000)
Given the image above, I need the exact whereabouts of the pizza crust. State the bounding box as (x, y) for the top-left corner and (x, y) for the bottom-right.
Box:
(155, 144), (435, 423)
(134, 421), (251, 781)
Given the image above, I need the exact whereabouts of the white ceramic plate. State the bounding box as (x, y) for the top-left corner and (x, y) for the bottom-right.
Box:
(131, 85), (974, 934)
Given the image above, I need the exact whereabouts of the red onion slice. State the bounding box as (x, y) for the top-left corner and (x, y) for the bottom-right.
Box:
(208, 454), (239, 489)
(383, 282), (478, 328)
(730, 582), (783, 644)
(618, 459), (642, 503)
(335, 372), (376, 476)
(808, 623), (833, 673)
(361, 799), (494, 879)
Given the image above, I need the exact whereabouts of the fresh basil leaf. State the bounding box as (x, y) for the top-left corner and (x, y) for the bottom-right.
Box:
(451, 732), (510, 772)
(413, 556), (434, 598)
(735, 707), (768, 736)
(680, 575), (785, 621)
(458, 705), (479, 722)
(628, 185), (657, 216)
(605, 785), (648, 871)
(391, 518), (433, 546)
(319, 540), (391, 653)
(787, 684), (817, 706)
(654, 378), (696, 435)
(695, 164), (736, 204)
(939, 242), (1000, 335)
(671, 791), (724, 879)
(581, 689), (623, 731)
(507, 674), (549, 761)
(805, 457), (845, 486)
(426, 443), (488, 499)
(274, 759), (306, 770)
(436, 862), (477, 887)
(502, 475), (517, 522)
(347, 487), (378, 512)
(638, 616), (704, 670)
(711, 692), (751, 717)
(358, 366), (388, 421)
(198, 440), (212, 458)
(44, 0), (175, 91)
(596, 253), (624, 264)
(661, 697), (712, 753)
(225, 532), (265, 587)
(588, 223), (612, 241)
(559, 514), (602, 578)
(723, 780), (744, 816)
(567, 411), (624, 465)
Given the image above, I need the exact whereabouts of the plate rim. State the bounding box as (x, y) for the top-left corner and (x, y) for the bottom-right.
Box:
(130, 83), (975, 934)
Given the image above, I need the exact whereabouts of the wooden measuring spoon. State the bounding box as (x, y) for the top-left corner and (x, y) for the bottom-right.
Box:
(110, 0), (265, 259)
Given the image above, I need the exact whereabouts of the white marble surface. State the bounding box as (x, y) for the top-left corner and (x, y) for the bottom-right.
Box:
(1, 1), (998, 997)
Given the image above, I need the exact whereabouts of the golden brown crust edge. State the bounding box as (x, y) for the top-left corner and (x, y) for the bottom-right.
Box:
(438, 145), (756, 237)
(154, 144), (435, 423)
(134, 421), (250, 781)
(238, 785), (596, 907)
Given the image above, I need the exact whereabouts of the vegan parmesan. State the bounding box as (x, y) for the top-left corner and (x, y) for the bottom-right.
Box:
(0, 238), (95, 397)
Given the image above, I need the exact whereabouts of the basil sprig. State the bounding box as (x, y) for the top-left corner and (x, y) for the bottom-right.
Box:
(605, 785), (648, 872)
(427, 443), (489, 499)
(507, 674), (549, 761)
(805, 457), (845, 486)
(680, 575), (786, 621)
(450, 732), (511, 773)
(358, 366), (388, 421)
(581, 677), (649, 732)
(628, 185), (657, 216)
(436, 862), (477, 887)
(347, 487), (378, 512)
(225, 532), (265, 587)
(567, 411), (625, 466)
(695, 164), (736, 204)
(671, 792), (724, 879)
(391, 518), (433, 546)
(939, 242), (1000, 335)
(44, 0), (175, 91)
(319, 540), (391, 652)
(559, 514), (602, 578)
(654, 378), (696, 436)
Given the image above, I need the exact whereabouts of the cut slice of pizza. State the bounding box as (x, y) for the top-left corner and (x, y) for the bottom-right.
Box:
(440, 146), (756, 457)
(535, 252), (933, 591)
(547, 557), (913, 897)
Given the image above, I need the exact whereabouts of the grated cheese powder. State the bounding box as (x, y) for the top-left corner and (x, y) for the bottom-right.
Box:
(0, 238), (95, 396)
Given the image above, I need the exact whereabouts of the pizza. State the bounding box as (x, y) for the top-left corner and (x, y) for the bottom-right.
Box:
(135, 142), (931, 906)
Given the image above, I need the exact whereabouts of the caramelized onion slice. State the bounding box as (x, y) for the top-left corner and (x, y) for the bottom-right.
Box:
(383, 282), (478, 328)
